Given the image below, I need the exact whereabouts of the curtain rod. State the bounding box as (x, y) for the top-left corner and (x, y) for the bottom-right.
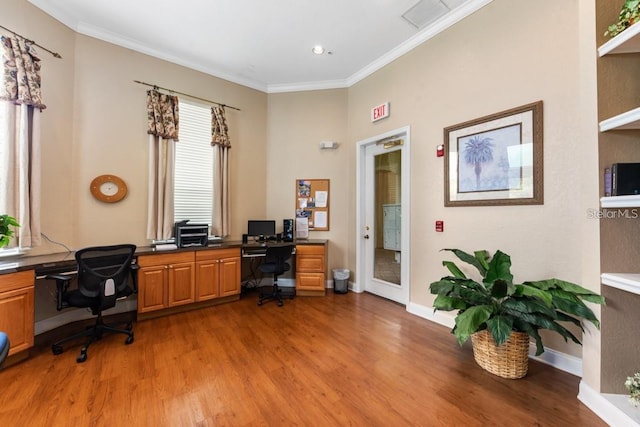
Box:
(134, 80), (240, 111)
(0, 24), (62, 59)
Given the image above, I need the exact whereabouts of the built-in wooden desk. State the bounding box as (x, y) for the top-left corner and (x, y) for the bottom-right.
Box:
(0, 239), (328, 359)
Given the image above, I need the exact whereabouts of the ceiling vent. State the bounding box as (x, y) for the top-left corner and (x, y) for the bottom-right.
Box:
(402, 0), (450, 29)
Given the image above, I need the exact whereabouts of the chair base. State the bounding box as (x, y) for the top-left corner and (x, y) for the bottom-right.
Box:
(257, 283), (295, 307)
(51, 313), (134, 363)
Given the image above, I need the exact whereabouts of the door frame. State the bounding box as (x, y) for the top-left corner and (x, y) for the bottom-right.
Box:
(355, 125), (411, 305)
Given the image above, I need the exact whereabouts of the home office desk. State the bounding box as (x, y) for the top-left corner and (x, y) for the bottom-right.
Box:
(241, 240), (327, 295)
(0, 239), (327, 360)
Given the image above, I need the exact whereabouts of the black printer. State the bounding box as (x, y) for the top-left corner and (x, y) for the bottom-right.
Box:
(174, 220), (209, 248)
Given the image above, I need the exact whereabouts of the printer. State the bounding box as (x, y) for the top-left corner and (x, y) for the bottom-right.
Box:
(174, 220), (209, 248)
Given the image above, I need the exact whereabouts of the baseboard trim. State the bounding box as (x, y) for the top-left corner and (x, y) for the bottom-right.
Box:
(578, 380), (640, 426)
(406, 301), (582, 377)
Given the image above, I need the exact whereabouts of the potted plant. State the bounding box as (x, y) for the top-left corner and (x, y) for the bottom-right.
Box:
(0, 214), (19, 247)
(605, 0), (640, 38)
(429, 249), (605, 378)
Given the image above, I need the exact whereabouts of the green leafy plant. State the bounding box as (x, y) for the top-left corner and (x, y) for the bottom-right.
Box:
(605, 0), (640, 38)
(0, 214), (20, 247)
(429, 249), (605, 355)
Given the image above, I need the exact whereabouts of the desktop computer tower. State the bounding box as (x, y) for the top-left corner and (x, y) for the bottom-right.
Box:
(283, 219), (294, 241)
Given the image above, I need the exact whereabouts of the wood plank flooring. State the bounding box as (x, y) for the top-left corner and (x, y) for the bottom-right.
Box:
(0, 291), (606, 426)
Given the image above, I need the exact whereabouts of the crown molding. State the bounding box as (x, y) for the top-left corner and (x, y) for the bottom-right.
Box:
(30, 0), (494, 94)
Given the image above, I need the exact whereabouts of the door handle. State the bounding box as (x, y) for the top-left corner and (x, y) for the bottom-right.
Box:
(364, 234), (370, 239)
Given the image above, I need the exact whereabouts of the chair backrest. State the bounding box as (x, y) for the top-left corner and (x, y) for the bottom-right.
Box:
(75, 244), (136, 310)
(264, 244), (294, 270)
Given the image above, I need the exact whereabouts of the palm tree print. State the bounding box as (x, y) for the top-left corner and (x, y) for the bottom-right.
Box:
(464, 135), (494, 190)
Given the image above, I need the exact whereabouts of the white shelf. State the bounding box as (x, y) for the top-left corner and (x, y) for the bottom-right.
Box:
(599, 20), (640, 56)
(600, 106), (640, 131)
(600, 195), (640, 207)
(601, 273), (640, 296)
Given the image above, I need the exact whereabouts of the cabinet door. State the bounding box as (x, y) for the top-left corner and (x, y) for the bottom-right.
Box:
(0, 286), (34, 355)
(168, 262), (195, 307)
(138, 266), (167, 313)
(195, 260), (220, 301)
(296, 272), (325, 291)
(219, 256), (241, 297)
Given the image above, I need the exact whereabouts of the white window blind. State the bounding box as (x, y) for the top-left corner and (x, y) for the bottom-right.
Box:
(174, 100), (213, 228)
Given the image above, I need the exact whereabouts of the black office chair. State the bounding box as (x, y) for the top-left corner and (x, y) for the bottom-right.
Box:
(0, 331), (9, 368)
(47, 244), (138, 363)
(257, 245), (294, 307)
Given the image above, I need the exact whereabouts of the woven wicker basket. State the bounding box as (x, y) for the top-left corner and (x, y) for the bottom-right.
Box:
(470, 330), (529, 379)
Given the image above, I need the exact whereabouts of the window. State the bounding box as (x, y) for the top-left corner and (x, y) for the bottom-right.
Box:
(174, 100), (213, 229)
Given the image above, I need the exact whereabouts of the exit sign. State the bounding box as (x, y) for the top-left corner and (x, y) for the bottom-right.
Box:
(371, 102), (390, 122)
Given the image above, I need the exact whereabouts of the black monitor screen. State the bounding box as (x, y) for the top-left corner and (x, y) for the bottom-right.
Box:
(247, 220), (276, 237)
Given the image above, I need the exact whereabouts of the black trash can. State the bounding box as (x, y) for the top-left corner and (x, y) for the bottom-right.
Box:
(333, 269), (350, 294)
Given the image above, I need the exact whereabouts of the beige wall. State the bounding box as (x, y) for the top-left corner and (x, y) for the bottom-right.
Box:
(266, 90), (349, 272)
(346, 0), (600, 360)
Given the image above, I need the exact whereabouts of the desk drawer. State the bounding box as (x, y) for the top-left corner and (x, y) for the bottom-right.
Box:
(295, 245), (325, 256)
(297, 256), (325, 272)
(138, 252), (194, 267)
(195, 248), (240, 261)
(0, 270), (34, 293)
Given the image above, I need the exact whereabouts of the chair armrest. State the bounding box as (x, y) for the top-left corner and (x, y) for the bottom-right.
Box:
(130, 263), (139, 293)
(45, 274), (73, 311)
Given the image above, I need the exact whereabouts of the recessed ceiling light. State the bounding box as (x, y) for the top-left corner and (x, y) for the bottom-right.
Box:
(312, 45), (325, 55)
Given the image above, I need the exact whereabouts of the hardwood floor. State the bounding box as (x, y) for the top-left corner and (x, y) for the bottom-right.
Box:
(0, 291), (606, 426)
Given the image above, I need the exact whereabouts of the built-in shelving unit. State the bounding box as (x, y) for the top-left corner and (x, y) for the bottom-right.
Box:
(596, 9), (640, 426)
(598, 21), (640, 133)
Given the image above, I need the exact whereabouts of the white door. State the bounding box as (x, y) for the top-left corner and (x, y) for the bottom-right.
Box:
(356, 126), (410, 304)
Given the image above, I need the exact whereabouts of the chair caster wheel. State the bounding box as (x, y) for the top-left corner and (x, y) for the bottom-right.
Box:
(51, 344), (63, 355)
(277, 301), (283, 307)
(258, 300), (263, 306)
(76, 352), (87, 363)
(125, 335), (134, 345)
(126, 323), (133, 331)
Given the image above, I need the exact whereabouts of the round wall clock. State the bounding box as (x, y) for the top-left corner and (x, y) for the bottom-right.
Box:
(90, 174), (128, 203)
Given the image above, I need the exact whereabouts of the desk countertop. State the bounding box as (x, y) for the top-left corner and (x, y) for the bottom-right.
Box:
(0, 239), (327, 275)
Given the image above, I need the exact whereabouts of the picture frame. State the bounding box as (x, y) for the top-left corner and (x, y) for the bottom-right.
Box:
(444, 101), (543, 207)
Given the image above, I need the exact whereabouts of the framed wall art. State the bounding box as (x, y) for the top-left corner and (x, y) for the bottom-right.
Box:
(444, 101), (543, 207)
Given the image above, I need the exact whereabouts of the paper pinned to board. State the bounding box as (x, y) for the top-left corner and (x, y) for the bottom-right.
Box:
(296, 217), (309, 239)
(315, 191), (328, 208)
(314, 211), (327, 228)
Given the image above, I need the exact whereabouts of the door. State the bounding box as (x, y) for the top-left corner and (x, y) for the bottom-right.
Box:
(356, 126), (410, 304)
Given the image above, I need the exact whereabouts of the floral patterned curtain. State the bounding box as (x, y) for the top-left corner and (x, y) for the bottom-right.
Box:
(146, 89), (178, 240)
(211, 106), (230, 237)
(211, 105), (230, 148)
(0, 35), (46, 109)
(147, 89), (178, 139)
(0, 34), (43, 249)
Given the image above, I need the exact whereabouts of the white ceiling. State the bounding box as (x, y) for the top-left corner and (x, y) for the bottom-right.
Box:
(28, 0), (491, 93)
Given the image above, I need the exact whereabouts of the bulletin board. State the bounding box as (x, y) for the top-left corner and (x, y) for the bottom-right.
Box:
(296, 179), (330, 231)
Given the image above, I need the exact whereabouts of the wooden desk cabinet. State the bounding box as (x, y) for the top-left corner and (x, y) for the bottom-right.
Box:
(137, 252), (195, 313)
(296, 244), (326, 295)
(195, 248), (241, 301)
(0, 270), (34, 355)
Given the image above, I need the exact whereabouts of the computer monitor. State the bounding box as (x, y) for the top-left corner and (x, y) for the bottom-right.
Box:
(247, 220), (276, 237)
